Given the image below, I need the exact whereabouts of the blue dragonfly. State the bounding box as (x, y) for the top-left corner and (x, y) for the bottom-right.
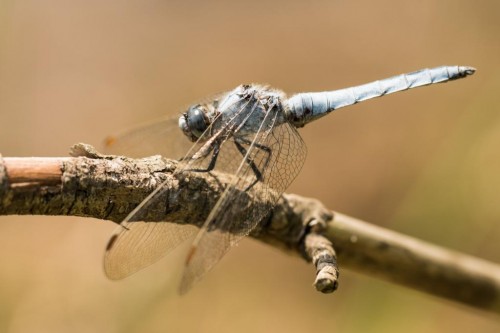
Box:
(103, 65), (475, 293)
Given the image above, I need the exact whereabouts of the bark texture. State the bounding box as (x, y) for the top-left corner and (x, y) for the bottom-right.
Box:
(1, 144), (499, 314)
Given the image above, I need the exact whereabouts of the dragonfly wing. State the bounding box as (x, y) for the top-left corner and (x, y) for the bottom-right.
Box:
(103, 86), (307, 289)
(104, 220), (197, 279)
(103, 115), (199, 279)
(103, 95), (248, 280)
(179, 107), (307, 293)
(104, 116), (192, 159)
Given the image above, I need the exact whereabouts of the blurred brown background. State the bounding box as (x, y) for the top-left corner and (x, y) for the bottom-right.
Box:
(1, 0), (500, 332)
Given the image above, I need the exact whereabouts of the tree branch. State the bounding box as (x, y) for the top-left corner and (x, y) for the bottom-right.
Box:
(1, 144), (499, 314)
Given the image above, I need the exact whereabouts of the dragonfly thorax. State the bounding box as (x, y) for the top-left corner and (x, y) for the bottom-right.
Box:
(179, 84), (288, 144)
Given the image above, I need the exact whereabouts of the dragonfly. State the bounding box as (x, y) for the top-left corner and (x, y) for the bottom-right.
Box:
(103, 65), (475, 293)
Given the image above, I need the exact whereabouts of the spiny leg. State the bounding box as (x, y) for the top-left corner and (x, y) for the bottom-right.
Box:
(236, 136), (272, 172)
(233, 138), (272, 192)
(186, 142), (221, 173)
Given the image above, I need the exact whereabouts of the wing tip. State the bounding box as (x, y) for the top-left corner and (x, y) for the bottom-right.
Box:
(177, 245), (199, 295)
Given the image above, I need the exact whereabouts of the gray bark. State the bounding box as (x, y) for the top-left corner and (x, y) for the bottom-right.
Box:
(1, 144), (499, 314)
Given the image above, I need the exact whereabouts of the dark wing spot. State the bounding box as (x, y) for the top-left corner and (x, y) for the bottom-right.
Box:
(185, 246), (197, 265)
(106, 234), (119, 251)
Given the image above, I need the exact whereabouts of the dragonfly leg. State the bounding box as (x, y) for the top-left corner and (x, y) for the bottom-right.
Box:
(235, 137), (272, 170)
(233, 138), (272, 192)
(187, 143), (221, 173)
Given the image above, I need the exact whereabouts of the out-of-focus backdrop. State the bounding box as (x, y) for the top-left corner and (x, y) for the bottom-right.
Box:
(1, 1), (500, 332)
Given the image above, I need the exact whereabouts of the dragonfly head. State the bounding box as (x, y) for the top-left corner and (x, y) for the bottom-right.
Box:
(179, 104), (210, 142)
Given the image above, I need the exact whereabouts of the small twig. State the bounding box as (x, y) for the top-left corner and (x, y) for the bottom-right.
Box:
(0, 143), (499, 314)
(304, 232), (339, 293)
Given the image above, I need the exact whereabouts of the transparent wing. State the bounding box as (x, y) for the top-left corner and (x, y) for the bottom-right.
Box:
(179, 104), (307, 293)
(104, 221), (197, 279)
(103, 114), (201, 279)
(104, 88), (306, 289)
(103, 96), (247, 279)
(103, 116), (192, 159)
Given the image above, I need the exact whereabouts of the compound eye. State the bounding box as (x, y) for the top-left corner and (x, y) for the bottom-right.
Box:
(186, 105), (209, 138)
